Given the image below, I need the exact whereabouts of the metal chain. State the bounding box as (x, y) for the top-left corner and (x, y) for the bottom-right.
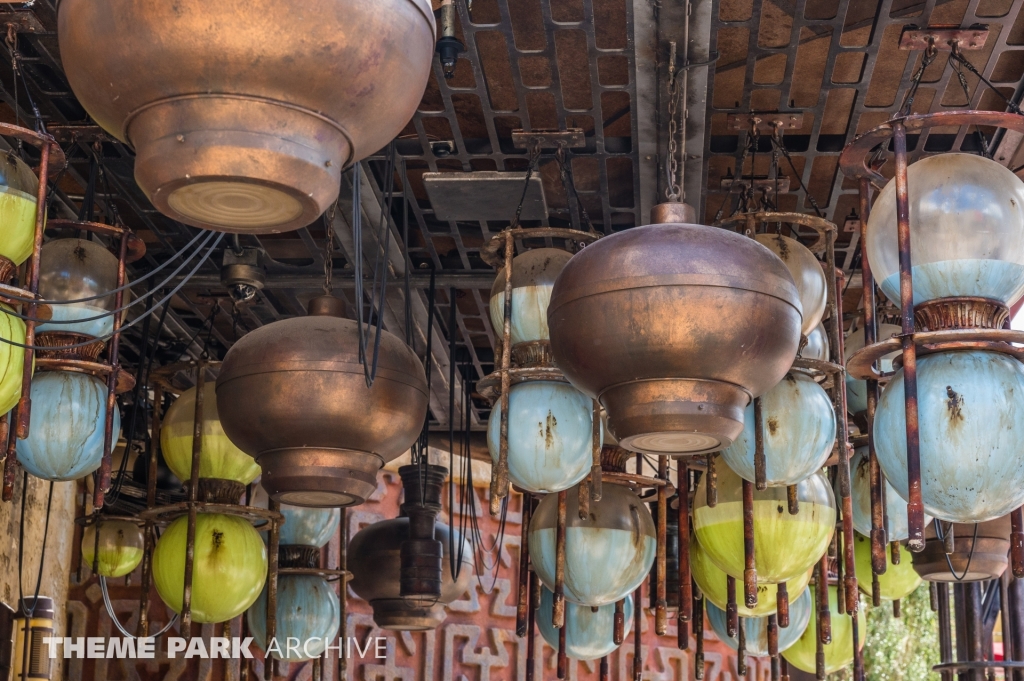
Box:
(949, 49), (991, 156)
(899, 41), (938, 117)
(509, 144), (541, 230)
(555, 144), (595, 233)
(666, 43), (683, 201)
(322, 202), (337, 294)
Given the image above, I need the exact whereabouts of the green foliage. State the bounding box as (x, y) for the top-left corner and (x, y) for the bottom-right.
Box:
(862, 583), (940, 681)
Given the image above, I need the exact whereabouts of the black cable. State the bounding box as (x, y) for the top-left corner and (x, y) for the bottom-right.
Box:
(0, 232), (223, 351)
(0, 228), (212, 310)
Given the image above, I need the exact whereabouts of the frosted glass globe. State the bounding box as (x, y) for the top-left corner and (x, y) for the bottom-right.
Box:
(756, 233), (826, 335)
(489, 248), (572, 346)
(844, 323), (901, 415)
(37, 238), (119, 339)
(866, 153), (1024, 307)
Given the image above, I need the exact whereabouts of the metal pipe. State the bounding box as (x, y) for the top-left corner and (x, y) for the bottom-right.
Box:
(656, 455), (668, 634)
(15, 140), (50, 442)
(787, 485), (799, 515)
(614, 599), (625, 645)
(180, 362), (206, 639)
(264, 499), (281, 681)
(553, 489), (567, 628)
(817, 555), (831, 645)
(517, 492), (533, 637)
(94, 229), (129, 510)
(859, 177), (888, 577)
(1012, 506), (1024, 578)
(706, 454), (717, 507)
(526, 571), (538, 681)
(742, 477), (757, 608)
(892, 121), (925, 552)
(777, 581), (790, 628)
(491, 229), (514, 515)
(557, 616), (567, 679)
(679, 469), (693, 639)
(937, 582), (953, 681)
(727, 575), (738, 638)
(591, 400), (602, 501)
(753, 396), (766, 490)
(633, 581), (643, 681)
(338, 507), (348, 681)
(694, 588), (705, 680)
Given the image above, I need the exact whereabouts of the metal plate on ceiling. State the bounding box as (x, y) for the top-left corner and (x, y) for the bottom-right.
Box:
(423, 171), (548, 222)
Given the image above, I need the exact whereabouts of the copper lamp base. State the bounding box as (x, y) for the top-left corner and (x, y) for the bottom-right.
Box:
(257, 447), (383, 508)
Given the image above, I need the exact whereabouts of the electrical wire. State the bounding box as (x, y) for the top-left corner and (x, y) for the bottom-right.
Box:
(0, 229), (217, 324)
(0, 232), (224, 351)
(100, 576), (178, 638)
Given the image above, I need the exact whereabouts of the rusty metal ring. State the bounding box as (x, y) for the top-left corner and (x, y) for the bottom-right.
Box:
(35, 358), (136, 394)
(839, 111), (1024, 187)
(47, 220), (148, 263)
(137, 502), (283, 529)
(480, 227), (601, 268)
(74, 513), (146, 527)
(277, 567), (353, 582)
(477, 366), (571, 402)
(790, 357), (844, 376)
(845, 328), (1024, 380)
(715, 211), (837, 256)
(601, 471), (674, 494)
(0, 121), (66, 171)
(0, 283), (51, 320)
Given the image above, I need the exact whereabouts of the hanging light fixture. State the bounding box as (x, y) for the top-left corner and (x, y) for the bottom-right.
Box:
(216, 295), (428, 507)
(718, 371), (836, 487)
(547, 218), (801, 455)
(16, 371), (121, 481)
(536, 587), (633, 661)
(247, 487), (341, 662)
(911, 516), (1011, 583)
(160, 382), (260, 491)
(693, 461), (835, 586)
(802, 322), (829, 361)
(35, 238), (118, 354)
(347, 464), (474, 630)
(480, 238), (601, 499)
(782, 586), (865, 675)
(57, 0), (436, 233)
(0, 151), (39, 279)
(528, 480), (656, 606)
(706, 587), (812, 656)
(152, 512), (267, 623)
(0, 307), (26, 415)
(81, 518), (145, 578)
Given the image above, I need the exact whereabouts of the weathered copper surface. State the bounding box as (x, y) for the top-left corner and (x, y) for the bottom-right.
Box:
(913, 516), (1012, 582)
(913, 297), (1010, 332)
(57, 0), (435, 233)
(547, 223), (801, 455)
(216, 297), (428, 507)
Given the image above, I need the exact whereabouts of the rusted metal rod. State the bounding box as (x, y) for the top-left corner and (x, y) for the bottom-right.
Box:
(737, 617), (747, 676)
(768, 614), (780, 681)
(892, 121), (925, 552)
(264, 500), (281, 681)
(633, 582), (643, 681)
(15, 140), (50, 442)
(859, 177), (888, 577)
(679, 470), (693, 632)
(138, 384), (163, 637)
(787, 485), (799, 515)
(553, 489), (567, 628)
(526, 570), (538, 681)
(491, 229), (515, 515)
(816, 554), (831, 645)
(517, 492), (533, 636)
(742, 477), (757, 608)
(777, 581), (789, 628)
(591, 400), (602, 501)
(694, 589), (705, 680)
(613, 599), (625, 645)
(727, 575), (738, 638)
(656, 455), (668, 635)
(94, 229), (130, 510)
(180, 363), (207, 640)
(706, 454), (717, 507)
(557, 617), (567, 679)
(1011, 506), (1024, 578)
(753, 396), (766, 491)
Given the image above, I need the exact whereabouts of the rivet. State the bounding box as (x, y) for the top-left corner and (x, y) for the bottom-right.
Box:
(176, 134), (185, 143)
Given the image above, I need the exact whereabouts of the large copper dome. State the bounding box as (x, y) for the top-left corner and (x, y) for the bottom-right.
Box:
(547, 222), (802, 455)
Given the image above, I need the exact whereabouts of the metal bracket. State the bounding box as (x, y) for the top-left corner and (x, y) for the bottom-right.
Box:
(48, 125), (113, 147)
(720, 176), (791, 193)
(899, 25), (989, 51)
(727, 112), (804, 133)
(511, 128), (586, 150)
(0, 11), (44, 34)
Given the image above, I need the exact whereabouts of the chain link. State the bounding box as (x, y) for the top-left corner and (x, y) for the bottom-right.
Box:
(665, 53), (684, 201)
(322, 201), (337, 294)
